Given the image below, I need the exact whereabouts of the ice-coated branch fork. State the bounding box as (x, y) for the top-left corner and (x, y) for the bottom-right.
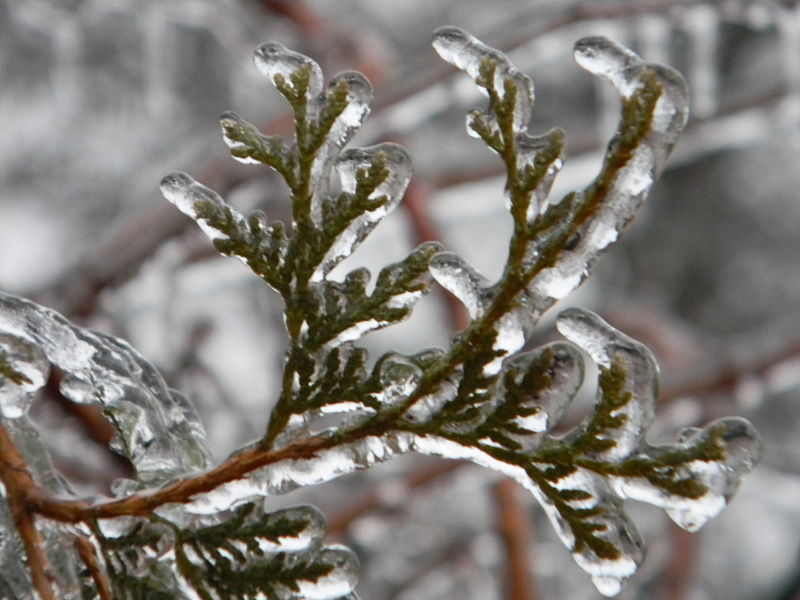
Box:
(0, 27), (760, 599)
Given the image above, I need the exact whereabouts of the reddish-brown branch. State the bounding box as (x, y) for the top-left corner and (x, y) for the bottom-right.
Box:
(662, 338), (800, 403)
(0, 423), (57, 600)
(494, 479), (537, 600)
(403, 180), (469, 332)
(258, 0), (326, 36)
(659, 522), (700, 600)
(328, 459), (462, 535)
(32, 429), (366, 522)
(75, 534), (113, 600)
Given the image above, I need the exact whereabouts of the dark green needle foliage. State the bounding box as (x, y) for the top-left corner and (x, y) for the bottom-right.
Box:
(0, 27), (761, 600)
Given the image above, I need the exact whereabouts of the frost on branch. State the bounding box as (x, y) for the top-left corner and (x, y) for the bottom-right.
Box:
(0, 26), (761, 600)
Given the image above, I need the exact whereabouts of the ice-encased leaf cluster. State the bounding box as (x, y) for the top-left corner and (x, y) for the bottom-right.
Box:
(95, 502), (358, 600)
(0, 27), (761, 600)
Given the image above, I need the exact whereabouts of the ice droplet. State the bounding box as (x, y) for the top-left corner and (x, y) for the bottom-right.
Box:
(433, 26), (533, 132)
(161, 172), (245, 243)
(557, 308), (657, 459)
(220, 111), (286, 166)
(374, 354), (422, 408)
(428, 252), (491, 319)
(297, 546), (360, 600)
(254, 42), (324, 100)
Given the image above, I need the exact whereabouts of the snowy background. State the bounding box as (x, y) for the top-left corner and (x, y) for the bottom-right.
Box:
(2, 0), (800, 598)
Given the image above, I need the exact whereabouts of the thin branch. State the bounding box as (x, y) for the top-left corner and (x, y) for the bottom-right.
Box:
(402, 179), (469, 332)
(0, 423), (57, 600)
(75, 534), (113, 600)
(494, 479), (537, 600)
(662, 338), (800, 402)
(33, 429), (359, 522)
(658, 522), (700, 600)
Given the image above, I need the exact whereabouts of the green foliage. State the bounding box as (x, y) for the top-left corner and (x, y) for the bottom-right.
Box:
(0, 27), (761, 600)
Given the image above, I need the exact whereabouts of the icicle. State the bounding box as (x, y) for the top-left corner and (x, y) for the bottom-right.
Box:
(296, 546), (360, 600)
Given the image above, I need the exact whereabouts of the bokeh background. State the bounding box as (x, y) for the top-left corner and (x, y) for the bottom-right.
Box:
(2, 0), (800, 598)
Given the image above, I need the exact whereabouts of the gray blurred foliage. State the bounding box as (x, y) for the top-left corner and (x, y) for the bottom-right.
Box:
(1, 0), (800, 599)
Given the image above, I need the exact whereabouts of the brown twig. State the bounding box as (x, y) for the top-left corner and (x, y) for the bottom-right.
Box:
(659, 522), (700, 600)
(0, 423), (57, 600)
(494, 479), (537, 600)
(257, 0), (326, 36)
(75, 534), (113, 600)
(402, 179), (469, 332)
(33, 428), (366, 522)
(662, 337), (800, 402)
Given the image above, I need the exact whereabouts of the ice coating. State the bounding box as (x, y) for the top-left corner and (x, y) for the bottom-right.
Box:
(325, 71), (373, 149)
(515, 130), (565, 223)
(220, 110), (286, 166)
(428, 252), (492, 319)
(296, 546), (360, 600)
(410, 434), (643, 595)
(0, 491), (35, 597)
(0, 292), (212, 485)
(612, 417), (761, 532)
(313, 143), (412, 279)
(307, 71), (374, 227)
(433, 26), (533, 132)
(498, 342), (584, 446)
(557, 308), (657, 460)
(0, 332), (49, 418)
(220, 111), (263, 164)
(573, 36), (642, 97)
(161, 172), (246, 244)
(254, 41), (324, 101)
(527, 36), (688, 307)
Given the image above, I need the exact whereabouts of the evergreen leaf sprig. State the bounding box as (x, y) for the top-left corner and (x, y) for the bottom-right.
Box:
(0, 27), (762, 600)
(157, 27), (761, 596)
(94, 503), (356, 600)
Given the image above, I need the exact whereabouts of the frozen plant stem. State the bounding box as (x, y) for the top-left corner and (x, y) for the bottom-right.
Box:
(0, 27), (760, 599)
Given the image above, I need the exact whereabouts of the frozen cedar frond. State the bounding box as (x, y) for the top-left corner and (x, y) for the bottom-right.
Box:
(0, 27), (759, 600)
